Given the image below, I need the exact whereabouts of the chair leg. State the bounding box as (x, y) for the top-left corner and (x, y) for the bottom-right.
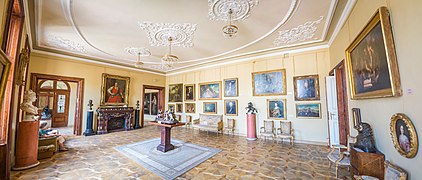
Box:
(335, 165), (338, 178)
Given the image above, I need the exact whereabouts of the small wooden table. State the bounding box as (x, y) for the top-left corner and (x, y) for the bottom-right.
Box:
(149, 121), (185, 152)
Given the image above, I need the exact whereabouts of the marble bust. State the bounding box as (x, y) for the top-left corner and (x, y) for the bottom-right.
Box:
(20, 90), (39, 121)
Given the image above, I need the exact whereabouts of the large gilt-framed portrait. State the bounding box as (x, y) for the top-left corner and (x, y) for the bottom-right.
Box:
(169, 84), (183, 102)
(224, 78), (238, 97)
(0, 49), (11, 110)
(101, 73), (130, 106)
(199, 81), (221, 100)
(294, 75), (320, 101)
(346, 7), (401, 99)
(390, 113), (418, 158)
(252, 69), (286, 96)
(267, 99), (286, 120)
(184, 84), (195, 101)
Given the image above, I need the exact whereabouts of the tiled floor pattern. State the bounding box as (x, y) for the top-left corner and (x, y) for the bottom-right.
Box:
(11, 126), (352, 179)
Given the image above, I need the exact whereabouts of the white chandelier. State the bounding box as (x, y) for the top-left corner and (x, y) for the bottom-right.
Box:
(126, 47), (151, 68)
(222, 9), (238, 38)
(161, 37), (179, 69)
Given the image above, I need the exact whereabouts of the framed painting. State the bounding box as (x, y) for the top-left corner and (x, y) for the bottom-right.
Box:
(203, 102), (217, 114)
(346, 7), (401, 99)
(267, 99), (286, 120)
(185, 103), (196, 113)
(169, 83), (183, 102)
(0, 49), (11, 110)
(294, 75), (320, 101)
(296, 103), (321, 119)
(176, 103), (183, 113)
(224, 99), (238, 116)
(184, 84), (195, 101)
(352, 108), (362, 130)
(199, 81), (221, 100)
(252, 69), (286, 96)
(101, 73), (130, 106)
(390, 113), (418, 158)
(168, 104), (175, 112)
(224, 78), (238, 97)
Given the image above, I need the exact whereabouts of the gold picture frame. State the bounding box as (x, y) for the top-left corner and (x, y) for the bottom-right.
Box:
(224, 99), (238, 116)
(252, 69), (287, 96)
(0, 49), (11, 110)
(295, 103), (321, 119)
(175, 103), (183, 113)
(184, 84), (195, 101)
(293, 75), (320, 101)
(203, 102), (217, 114)
(224, 78), (238, 97)
(199, 81), (221, 100)
(390, 113), (418, 158)
(168, 104), (175, 112)
(100, 73), (130, 106)
(267, 99), (287, 120)
(346, 7), (401, 99)
(169, 83), (183, 102)
(185, 103), (196, 113)
(384, 161), (407, 180)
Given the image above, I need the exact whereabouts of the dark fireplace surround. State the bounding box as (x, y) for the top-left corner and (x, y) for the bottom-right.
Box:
(97, 107), (134, 134)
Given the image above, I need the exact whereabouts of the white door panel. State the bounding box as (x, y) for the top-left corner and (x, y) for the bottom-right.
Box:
(326, 76), (340, 146)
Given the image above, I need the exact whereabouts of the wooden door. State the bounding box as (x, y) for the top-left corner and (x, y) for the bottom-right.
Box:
(52, 92), (70, 127)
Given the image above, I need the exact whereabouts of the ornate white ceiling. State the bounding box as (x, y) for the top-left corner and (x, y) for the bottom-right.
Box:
(27, 0), (350, 74)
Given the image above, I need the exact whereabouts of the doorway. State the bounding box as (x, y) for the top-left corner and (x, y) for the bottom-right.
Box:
(30, 73), (84, 135)
(141, 85), (165, 127)
(327, 60), (350, 146)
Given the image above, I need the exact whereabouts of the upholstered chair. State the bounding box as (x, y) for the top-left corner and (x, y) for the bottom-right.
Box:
(327, 135), (357, 178)
(224, 119), (235, 136)
(276, 121), (294, 145)
(259, 120), (276, 141)
(354, 161), (407, 180)
(38, 136), (58, 159)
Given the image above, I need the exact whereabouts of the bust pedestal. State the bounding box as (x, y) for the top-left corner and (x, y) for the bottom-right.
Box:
(13, 121), (40, 170)
(246, 114), (257, 140)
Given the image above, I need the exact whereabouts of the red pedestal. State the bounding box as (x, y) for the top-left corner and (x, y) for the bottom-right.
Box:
(148, 121), (185, 152)
(13, 121), (40, 170)
(246, 114), (257, 140)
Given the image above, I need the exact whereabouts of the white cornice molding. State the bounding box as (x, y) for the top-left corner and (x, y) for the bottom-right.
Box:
(166, 44), (329, 76)
(31, 49), (166, 76)
(328, 0), (357, 46)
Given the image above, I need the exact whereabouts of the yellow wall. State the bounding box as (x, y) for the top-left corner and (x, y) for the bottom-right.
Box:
(27, 53), (166, 130)
(167, 49), (331, 144)
(329, 0), (422, 178)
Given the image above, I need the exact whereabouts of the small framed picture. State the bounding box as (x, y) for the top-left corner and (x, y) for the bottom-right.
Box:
(184, 84), (195, 101)
(296, 103), (321, 119)
(176, 103), (183, 113)
(352, 108), (362, 129)
(169, 84), (183, 102)
(390, 113), (418, 158)
(203, 102), (217, 114)
(168, 104), (175, 112)
(185, 103), (196, 113)
(224, 100), (238, 116)
(293, 75), (320, 101)
(224, 78), (238, 97)
(267, 99), (286, 120)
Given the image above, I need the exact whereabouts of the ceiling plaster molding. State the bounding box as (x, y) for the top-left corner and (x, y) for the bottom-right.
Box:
(320, 0), (338, 43)
(125, 47), (151, 57)
(31, 49), (165, 76)
(273, 16), (324, 46)
(166, 44), (329, 76)
(328, 0), (357, 46)
(45, 35), (87, 53)
(139, 22), (197, 48)
(208, 0), (259, 21)
(24, 0), (34, 48)
(35, 0), (43, 47)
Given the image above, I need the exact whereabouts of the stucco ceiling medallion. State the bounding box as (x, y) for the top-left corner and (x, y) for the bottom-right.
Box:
(139, 22), (197, 48)
(45, 35), (87, 53)
(208, 0), (259, 21)
(274, 16), (324, 46)
(125, 47), (151, 57)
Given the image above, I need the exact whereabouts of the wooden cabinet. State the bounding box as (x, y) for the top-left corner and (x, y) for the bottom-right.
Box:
(350, 147), (385, 179)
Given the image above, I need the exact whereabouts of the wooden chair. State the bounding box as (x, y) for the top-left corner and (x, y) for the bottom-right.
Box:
(327, 135), (357, 178)
(185, 115), (192, 128)
(259, 120), (275, 141)
(276, 121), (294, 145)
(224, 119), (235, 136)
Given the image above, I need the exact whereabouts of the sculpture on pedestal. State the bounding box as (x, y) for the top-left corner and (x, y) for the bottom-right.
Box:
(245, 102), (258, 114)
(354, 122), (377, 153)
(20, 90), (39, 121)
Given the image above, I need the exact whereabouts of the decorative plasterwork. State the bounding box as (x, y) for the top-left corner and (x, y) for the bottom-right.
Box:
(208, 0), (259, 21)
(274, 16), (324, 46)
(125, 47), (151, 57)
(139, 22), (197, 47)
(45, 35), (87, 53)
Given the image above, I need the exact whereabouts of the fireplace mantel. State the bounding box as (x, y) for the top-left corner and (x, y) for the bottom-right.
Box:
(96, 107), (134, 134)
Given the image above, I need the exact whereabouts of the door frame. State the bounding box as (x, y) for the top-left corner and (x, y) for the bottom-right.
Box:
(329, 60), (350, 145)
(30, 73), (84, 135)
(141, 85), (165, 127)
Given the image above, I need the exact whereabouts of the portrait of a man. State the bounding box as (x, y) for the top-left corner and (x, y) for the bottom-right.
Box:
(294, 75), (320, 101)
(101, 73), (130, 106)
(184, 84), (195, 101)
(224, 100), (237, 116)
